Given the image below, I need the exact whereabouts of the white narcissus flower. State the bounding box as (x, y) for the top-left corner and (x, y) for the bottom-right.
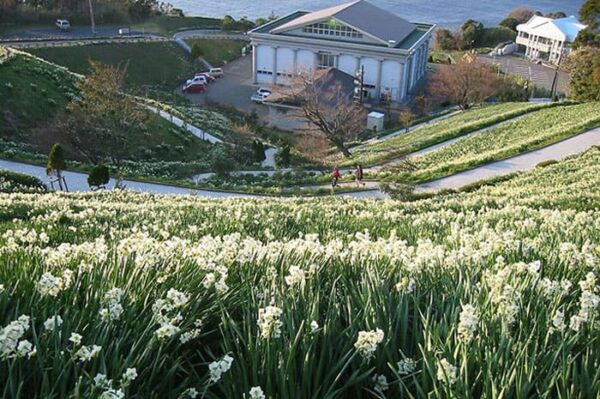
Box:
(354, 328), (384, 361)
(248, 386), (266, 399)
(44, 315), (63, 332)
(437, 358), (458, 385)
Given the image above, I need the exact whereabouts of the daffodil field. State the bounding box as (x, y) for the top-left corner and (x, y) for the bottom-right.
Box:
(391, 101), (600, 183)
(1, 148), (600, 398)
(333, 101), (555, 166)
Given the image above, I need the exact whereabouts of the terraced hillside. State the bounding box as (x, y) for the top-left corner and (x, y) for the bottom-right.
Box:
(0, 47), (218, 178)
(0, 146), (599, 398)
(383, 101), (600, 183)
(333, 102), (556, 166)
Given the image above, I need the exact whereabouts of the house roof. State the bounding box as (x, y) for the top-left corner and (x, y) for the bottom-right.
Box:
(517, 15), (587, 42)
(270, 0), (417, 47)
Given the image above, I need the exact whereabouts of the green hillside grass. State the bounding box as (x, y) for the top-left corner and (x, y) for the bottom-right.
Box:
(0, 48), (217, 176)
(28, 41), (195, 91)
(185, 38), (246, 66)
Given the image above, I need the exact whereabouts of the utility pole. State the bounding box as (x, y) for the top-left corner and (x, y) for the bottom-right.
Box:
(550, 52), (563, 100)
(88, 0), (96, 36)
(354, 65), (365, 105)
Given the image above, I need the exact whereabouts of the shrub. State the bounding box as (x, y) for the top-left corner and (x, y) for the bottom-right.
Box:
(87, 165), (110, 190)
(0, 169), (46, 193)
(275, 146), (291, 168)
(211, 147), (236, 176)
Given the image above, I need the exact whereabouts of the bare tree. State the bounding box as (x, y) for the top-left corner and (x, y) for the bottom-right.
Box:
(428, 57), (501, 110)
(283, 70), (367, 158)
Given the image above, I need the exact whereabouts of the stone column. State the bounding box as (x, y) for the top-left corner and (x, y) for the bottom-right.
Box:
(272, 46), (278, 85)
(252, 44), (258, 84)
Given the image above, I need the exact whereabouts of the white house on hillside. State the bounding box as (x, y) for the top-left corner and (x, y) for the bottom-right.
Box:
(247, 0), (435, 103)
(516, 15), (587, 64)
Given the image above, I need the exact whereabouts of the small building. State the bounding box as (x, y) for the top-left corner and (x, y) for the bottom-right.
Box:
(516, 15), (587, 64)
(247, 0), (435, 103)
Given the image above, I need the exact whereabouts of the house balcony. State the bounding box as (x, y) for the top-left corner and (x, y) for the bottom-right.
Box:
(515, 36), (529, 46)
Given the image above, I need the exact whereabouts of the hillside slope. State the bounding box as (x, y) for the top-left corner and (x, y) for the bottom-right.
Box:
(0, 47), (218, 178)
(0, 146), (599, 397)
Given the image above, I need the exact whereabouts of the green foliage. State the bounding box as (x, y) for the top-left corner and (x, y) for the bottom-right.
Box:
(499, 17), (519, 31)
(461, 19), (484, 48)
(568, 47), (600, 101)
(46, 143), (66, 175)
(251, 140), (266, 163)
(579, 0), (600, 28)
(275, 145), (291, 168)
(29, 42), (195, 93)
(480, 26), (516, 47)
(211, 146), (236, 176)
(87, 165), (110, 189)
(435, 28), (457, 50)
(0, 169), (46, 193)
(184, 39), (246, 67)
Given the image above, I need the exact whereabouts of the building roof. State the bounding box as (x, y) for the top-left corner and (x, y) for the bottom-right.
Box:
(268, 68), (355, 106)
(517, 15), (587, 42)
(269, 0), (417, 47)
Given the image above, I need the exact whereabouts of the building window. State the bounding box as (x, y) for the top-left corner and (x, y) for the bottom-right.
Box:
(318, 53), (336, 69)
(303, 20), (363, 39)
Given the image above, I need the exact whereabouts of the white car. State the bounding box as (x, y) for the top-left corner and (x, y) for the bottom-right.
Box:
(251, 92), (271, 103)
(256, 87), (271, 96)
(186, 75), (208, 85)
(55, 19), (70, 31)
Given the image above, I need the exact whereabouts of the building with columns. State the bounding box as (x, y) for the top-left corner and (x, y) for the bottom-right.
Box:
(247, 0), (434, 103)
(516, 15), (586, 64)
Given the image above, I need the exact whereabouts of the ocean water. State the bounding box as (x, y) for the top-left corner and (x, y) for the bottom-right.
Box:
(170, 0), (583, 27)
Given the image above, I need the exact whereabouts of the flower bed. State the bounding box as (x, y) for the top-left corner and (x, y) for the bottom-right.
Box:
(0, 147), (599, 397)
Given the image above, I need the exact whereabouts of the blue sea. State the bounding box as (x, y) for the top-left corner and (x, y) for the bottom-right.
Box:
(169, 0), (583, 27)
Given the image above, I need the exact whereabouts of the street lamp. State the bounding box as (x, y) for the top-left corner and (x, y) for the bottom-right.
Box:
(353, 65), (365, 105)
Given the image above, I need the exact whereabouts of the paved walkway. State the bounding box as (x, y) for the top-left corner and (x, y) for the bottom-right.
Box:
(415, 127), (600, 193)
(0, 159), (385, 199)
(146, 105), (223, 144)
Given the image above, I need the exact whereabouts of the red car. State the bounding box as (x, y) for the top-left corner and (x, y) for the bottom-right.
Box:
(195, 72), (215, 83)
(182, 81), (206, 94)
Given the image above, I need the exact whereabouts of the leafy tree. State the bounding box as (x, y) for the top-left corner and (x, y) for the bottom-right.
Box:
(46, 143), (67, 191)
(499, 17), (519, 31)
(252, 140), (266, 163)
(573, 28), (600, 48)
(65, 61), (148, 166)
(580, 0), (600, 28)
(545, 11), (567, 19)
(275, 146), (291, 168)
(461, 19), (484, 49)
(435, 28), (458, 50)
(222, 15), (236, 31)
(428, 58), (501, 110)
(87, 164), (110, 190)
(211, 146), (235, 176)
(567, 47), (600, 101)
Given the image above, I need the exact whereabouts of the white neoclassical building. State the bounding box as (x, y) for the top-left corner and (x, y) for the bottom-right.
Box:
(247, 0), (434, 103)
(516, 15), (586, 64)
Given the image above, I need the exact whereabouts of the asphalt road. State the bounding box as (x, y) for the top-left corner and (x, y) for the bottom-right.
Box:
(0, 26), (150, 40)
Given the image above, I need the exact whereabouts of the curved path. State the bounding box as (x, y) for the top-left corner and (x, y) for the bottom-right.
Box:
(415, 127), (600, 193)
(0, 159), (384, 199)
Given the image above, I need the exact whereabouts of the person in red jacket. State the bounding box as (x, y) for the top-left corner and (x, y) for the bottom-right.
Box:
(332, 166), (341, 188)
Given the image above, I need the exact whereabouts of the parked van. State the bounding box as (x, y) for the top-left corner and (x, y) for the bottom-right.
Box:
(55, 19), (71, 31)
(207, 68), (224, 78)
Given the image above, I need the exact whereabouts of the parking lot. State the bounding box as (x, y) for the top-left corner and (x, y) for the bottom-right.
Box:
(480, 54), (570, 95)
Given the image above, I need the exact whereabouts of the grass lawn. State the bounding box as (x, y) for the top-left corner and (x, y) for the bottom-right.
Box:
(185, 38), (246, 66)
(132, 15), (221, 36)
(28, 41), (195, 92)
